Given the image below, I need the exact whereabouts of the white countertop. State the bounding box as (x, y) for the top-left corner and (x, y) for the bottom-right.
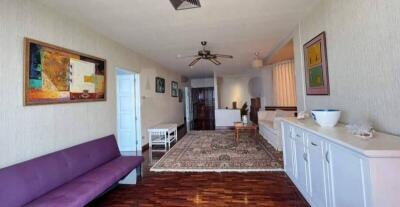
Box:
(280, 117), (400, 158)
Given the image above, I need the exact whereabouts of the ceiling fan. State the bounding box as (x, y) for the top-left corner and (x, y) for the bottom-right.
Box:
(178, 41), (233, 67)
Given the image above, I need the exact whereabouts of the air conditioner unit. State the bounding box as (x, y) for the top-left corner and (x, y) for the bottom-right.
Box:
(170, 0), (201, 10)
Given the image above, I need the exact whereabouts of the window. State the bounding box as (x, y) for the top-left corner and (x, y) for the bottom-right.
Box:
(272, 60), (297, 106)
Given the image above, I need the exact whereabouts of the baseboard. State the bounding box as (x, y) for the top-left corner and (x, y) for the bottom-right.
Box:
(216, 126), (234, 130)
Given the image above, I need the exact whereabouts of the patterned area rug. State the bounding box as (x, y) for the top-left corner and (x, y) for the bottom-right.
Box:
(150, 131), (283, 172)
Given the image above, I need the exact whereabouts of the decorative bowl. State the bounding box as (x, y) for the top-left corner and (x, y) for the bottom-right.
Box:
(311, 109), (341, 127)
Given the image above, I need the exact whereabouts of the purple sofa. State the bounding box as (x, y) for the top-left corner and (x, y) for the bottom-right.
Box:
(0, 135), (144, 207)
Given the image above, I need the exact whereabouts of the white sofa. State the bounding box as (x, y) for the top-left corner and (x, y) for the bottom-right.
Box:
(258, 110), (296, 151)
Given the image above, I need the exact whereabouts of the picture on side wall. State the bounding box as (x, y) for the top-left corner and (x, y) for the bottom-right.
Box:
(303, 32), (330, 95)
(24, 38), (106, 105)
(155, 77), (165, 93)
(171, 81), (178, 97)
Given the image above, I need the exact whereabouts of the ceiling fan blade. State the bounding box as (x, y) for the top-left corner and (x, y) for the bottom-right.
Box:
(209, 58), (221, 65)
(215, 54), (233, 59)
(177, 54), (200, 59)
(189, 57), (202, 67)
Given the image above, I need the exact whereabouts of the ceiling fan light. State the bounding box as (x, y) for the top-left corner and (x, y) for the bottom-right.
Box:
(252, 59), (263, 69)
(252, 52), (264, 69)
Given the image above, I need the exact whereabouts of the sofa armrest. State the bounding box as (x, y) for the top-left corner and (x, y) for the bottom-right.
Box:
(273, 118), (282, 130)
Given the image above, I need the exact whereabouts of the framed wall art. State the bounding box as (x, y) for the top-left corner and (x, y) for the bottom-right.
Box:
(171, 81), (178, 97)
(155, 77), (165, 93)
(303, 32), (330, 95)
(24, 38), (106, 105)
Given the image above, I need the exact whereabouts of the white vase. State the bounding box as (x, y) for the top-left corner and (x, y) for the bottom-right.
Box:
(242, 115), (248, 124)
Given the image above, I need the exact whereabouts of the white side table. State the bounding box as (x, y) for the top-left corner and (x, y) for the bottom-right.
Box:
(148, 123), (178, 162)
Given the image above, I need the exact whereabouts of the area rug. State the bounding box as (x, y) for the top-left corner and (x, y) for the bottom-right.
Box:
(150, 130), (283, 172)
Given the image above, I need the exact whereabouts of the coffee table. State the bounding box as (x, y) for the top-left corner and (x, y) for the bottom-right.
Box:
(234, 122), (258, 143)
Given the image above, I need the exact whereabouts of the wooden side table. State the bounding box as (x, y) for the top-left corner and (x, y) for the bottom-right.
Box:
(234, 122), (258, 143)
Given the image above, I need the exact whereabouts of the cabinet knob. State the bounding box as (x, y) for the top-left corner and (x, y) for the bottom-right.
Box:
(311, 142), (318, 146)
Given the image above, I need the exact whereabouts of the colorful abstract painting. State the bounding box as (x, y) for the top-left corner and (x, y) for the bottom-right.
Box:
(24, 38), (106, 105)
(303, 32), (330, 95)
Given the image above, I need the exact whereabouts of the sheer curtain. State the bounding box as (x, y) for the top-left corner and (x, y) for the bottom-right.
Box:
(272, 60), (297, 106)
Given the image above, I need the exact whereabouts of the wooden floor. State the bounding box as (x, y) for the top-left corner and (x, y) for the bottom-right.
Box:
(89, 172), (309, 207)
(89, 138), (309, 207)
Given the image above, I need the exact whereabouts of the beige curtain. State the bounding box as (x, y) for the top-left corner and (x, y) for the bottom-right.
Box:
(272, 60), (297, 106)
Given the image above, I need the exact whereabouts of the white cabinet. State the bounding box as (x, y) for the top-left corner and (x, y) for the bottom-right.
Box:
(307, 133), (329, 207)
(326, 142), (370, 207)
(292, 127), (308, 194)
(282, 122), (371, 207)
(282, 124), (295, 180)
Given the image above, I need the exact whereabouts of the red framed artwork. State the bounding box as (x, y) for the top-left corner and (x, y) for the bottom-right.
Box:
(24, 38), (106, 105)
(303, 32), (330, 95)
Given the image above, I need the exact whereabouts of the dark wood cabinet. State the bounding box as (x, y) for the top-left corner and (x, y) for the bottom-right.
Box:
(191, 87), (215, 130)
(250, 97), (261, 124)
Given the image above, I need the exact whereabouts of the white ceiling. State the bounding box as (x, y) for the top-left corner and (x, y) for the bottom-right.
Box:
(37, 0), (320, 78)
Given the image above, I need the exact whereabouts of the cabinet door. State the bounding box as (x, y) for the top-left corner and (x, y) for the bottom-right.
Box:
(293, 127), (308, 194)
(307, 133), (329, 207)
(282, 123), (295, 179)
(326, 142), (370, 207)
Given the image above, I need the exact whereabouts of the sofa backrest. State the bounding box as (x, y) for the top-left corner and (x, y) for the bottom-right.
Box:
(0, 135), (121, 207)
(258, 110), (277, 122)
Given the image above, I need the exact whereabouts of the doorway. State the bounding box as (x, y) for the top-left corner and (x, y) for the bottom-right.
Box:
(116, 68), (141, 154)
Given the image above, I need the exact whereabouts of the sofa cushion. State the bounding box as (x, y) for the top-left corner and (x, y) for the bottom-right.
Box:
(25, 156), (144, 207)
(0, 135), (121, 207)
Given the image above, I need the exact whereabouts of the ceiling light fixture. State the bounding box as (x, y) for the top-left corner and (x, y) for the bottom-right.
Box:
(252, 52), (264, 69)
(170, 0), (201, 10)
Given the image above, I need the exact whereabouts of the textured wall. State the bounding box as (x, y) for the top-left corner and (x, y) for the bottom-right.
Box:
(0, 0), (183, 168)
(190, 78), (215, 88)
(261, 66), (274, 107)
(218, 73), (262, 109)
(293, 0), (400, 135)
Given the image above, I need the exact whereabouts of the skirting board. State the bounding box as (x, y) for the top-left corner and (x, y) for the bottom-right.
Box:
(215, 126), (235, 130)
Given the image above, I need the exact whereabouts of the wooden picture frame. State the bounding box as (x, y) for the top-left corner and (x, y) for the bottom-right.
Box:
(303, 32), (330, 95)
(171, 81), (178, 97)
(155, 77), (165, 93)
(24, 38), (107, 105)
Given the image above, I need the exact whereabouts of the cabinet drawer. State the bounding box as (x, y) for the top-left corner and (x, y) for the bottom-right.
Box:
(290, 126), (304, 141)
(307, 133), (324, 150)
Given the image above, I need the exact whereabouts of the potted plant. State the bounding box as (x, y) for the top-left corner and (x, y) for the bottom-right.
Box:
(240, 102), (249, 124)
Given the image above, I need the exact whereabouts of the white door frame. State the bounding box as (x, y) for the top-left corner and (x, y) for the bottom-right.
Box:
(116, 68), (142, 153)
(184, 86), (192, 131)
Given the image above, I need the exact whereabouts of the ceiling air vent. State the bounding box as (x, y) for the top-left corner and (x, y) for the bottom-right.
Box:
(170, 0), (201, 10)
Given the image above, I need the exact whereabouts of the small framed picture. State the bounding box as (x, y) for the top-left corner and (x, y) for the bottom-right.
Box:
(155, 77), (165, 93)
(171, 81), (178, 97)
